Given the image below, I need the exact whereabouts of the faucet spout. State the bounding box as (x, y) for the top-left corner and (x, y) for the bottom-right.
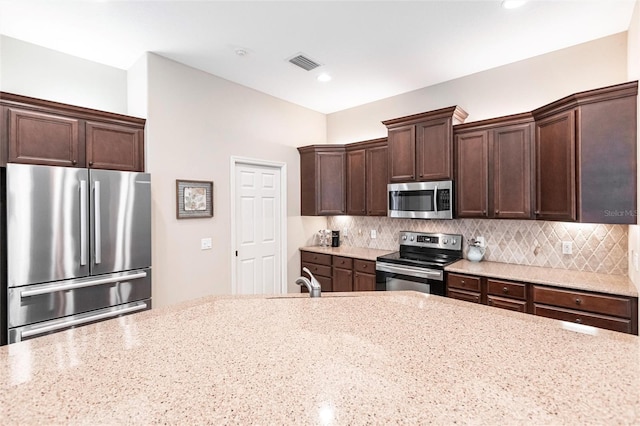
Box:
(297, 267), (322, 297)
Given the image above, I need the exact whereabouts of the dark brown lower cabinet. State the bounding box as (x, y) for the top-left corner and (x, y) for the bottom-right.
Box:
(445, 272), (638, 335)
(353, 259), (376, 291)
(300, 251), (332, 292)
(300, 251), (379, 293)
(333, 256), (353, 292)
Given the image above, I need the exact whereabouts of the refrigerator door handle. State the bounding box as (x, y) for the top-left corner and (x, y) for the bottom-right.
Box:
(20, 302), (148, 339)
(20, 270), (148, 298)
(94, 180), (102, 264)
(80, 179), (88, 266)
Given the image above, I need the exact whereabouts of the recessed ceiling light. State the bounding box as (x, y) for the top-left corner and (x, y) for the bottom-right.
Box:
(235, 48), (248, 57)
(317, 73), (332, 82)
(501, 0), (527, 9)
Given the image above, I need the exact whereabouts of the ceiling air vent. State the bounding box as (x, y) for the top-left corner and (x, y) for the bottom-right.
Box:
(288, 54), (321, 71)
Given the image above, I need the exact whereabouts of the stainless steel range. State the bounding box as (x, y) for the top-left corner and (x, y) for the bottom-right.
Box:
(376, 231), (463, 295)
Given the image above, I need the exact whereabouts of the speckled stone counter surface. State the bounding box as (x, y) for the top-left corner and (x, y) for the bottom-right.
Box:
(446, 259), (639, 297)
(300, 245), (394, 261)
(1, 292), (638, 424)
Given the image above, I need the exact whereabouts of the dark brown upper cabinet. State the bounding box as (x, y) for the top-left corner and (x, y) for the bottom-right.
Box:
(383, 106), (468, 183)
(298, 145), (346, 216)
(346, 138), (388, 216)
(1, 92), (146, 171)
(532, 81), (637, 224)
(454, 113), (534, 219)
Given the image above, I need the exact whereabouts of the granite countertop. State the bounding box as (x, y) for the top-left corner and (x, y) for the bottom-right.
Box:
(446, 259), (639, 297)
(300, 245), (394, 261)
(1, 291), (638, 424)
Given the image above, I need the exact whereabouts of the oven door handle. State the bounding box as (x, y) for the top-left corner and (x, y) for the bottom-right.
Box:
(376, 263), (443, 281)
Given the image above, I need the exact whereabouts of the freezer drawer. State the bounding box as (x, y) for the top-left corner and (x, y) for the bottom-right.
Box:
(8, 299), (151, 344)
(8, 269), (151, 329)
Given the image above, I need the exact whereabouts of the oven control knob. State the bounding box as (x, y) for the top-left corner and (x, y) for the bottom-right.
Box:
(452, 238), (457, 245)
(443, 238), (449, 244)
(402, 235), (407, 241)
(410, 236), (414, 241)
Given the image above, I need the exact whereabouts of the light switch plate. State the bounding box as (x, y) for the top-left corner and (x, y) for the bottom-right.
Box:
(370, 229), (377, 239)
(201, 237), (212, 250)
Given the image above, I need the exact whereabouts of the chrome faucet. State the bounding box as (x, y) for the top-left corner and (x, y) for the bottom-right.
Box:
(296, 267), (322, 297)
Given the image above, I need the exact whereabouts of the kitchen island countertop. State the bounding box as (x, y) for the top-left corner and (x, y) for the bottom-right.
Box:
(1, 291), (638, 424)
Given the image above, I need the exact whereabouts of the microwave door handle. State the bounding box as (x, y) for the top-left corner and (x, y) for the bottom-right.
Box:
(433, 184), (438, 214)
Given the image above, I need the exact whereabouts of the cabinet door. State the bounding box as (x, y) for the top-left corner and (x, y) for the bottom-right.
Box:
(354, 272), (376, 291)
(455, 131), (488, 218)
(416, 117), (452, 180)
(491, 123), (533, 219)
(7, 107), (83, 167)
(388, 125), (415, 182)
(317, 151), (346, 215)
(346, 149), (366, 215)
(332, 267), (353, 292)
(535, 111), (576, 221)
(366, 144), (389, 216)
(86, 121), (144, 171)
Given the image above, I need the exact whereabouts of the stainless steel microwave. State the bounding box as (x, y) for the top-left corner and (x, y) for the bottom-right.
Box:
(388, 180), (454, 219)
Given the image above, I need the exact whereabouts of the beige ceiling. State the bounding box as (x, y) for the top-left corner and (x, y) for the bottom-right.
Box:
(0, 0), (636, 113)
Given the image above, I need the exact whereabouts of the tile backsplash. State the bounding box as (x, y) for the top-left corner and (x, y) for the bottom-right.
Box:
(326, 216), (628, 275)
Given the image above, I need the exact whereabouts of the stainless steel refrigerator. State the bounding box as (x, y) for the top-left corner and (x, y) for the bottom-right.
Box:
(2, 163), (152, 344)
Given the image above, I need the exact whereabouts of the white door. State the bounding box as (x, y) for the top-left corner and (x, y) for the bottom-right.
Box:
(235, 163), (282, 294)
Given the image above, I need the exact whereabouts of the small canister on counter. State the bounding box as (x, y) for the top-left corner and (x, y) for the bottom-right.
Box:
(331, 230), (340, 247)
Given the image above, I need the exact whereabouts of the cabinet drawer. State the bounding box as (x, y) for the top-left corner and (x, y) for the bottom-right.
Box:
(487, 279), (526, 300)
(487, 295), (527, 313)
(354, 259), (375, 273)
(447, 273), (481, 292)
(301, 251), (332, 266)
(534, 304), (631, 334)
(301, 262), (332, 278)
(333, 256), (353, 269)
(447, 288), (481, 304)
(532, 286), (631, 318)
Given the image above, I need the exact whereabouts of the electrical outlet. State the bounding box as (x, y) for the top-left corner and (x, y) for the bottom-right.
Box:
(201, 237), (212, 250)
(475, 236), (485, 247)
(634, 252), (639, 272)
(562, 241), (572, 255)
(370, 229), (377, 239)
(343, 228), (348, 238)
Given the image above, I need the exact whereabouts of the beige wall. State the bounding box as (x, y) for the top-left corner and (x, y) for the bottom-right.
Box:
(0, 35), (127, 114)
(141, 53), (326, 307)
(627, 0), (640, 291)
(327, 33), (628, 144)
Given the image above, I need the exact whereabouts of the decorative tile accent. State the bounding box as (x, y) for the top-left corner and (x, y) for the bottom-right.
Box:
(327, 217), (628, 275)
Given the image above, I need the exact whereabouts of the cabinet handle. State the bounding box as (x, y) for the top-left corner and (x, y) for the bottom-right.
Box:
(535, 210), (540, 215)
(495, 210), (500, 214)
(482, 210), (487, 215)
(575, 298), (582, 305)
(72, 159), (77, 165)
(419, 174), (423, 178)
(502, 287), (508, 294)
(575, 318), (582, 324)
(362, 264), (367, 269)
(461, 280), (465, 285)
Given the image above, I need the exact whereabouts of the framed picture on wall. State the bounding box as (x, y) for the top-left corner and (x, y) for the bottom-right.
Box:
(176, 179), (213, 219)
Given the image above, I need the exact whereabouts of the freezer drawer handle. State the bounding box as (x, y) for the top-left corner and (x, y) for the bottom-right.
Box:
(20, 271), (148, 298)
(20, 302), (148, 339)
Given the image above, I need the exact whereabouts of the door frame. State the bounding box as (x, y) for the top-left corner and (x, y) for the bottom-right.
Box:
(230, 156), (288, 295)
